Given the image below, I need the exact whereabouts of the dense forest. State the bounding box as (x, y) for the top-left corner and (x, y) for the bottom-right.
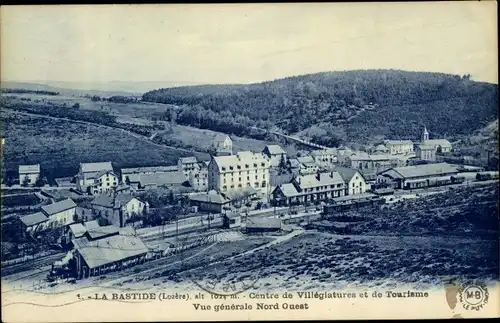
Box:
(143, 70), (498, 146)
(1, 88), (59, 95)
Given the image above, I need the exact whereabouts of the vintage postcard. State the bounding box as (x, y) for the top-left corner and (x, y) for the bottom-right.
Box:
(1, 2), (498, 322)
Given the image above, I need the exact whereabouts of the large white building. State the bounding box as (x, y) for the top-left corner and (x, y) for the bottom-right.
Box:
(208, 151), (270, 197)
(384, 140), (414, 155)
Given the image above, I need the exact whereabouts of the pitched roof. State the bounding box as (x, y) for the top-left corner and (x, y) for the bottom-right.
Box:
(214, 133), (231, 143)
(20, 212), (48, 227)
(95, 170), (118, 179)
(311, 148), (337, 156)
(264, 145), (286, 155)
(211, 151), (269, 172)
(374, 144), (388, 151)
(69, 223), (87, 238)
(179, 156), (198, 164)
(86, 225), (120, 240)
(72, 234), (149, 269)
(277, 183), (300, 197)
(81, 162), (113, 173)
(334, 167), (363, 182)
(41, 198), (76, 216)
(121, 166), (177, 175)
(91, 194), (116, 208)
(224, 212), (241, 219)
(384, 163), (458, 179)
(417, 144), (435, 150)
(384, 140), (414, 146)
(19, 164), (40, 174)
(126, 171), (186, 186)
(91, 194), (140, 208)
(139, 172), (186, 186)
(297, 156), (316, 165)
(189, 190), (231, 204)
(288, 158), (301, 168)
(296, 172), (344, 189)
(350, 153), (398, 162)
(246, 217), (282, 229)
(423, 139), (452, 148)
(84, 220), (100, 230)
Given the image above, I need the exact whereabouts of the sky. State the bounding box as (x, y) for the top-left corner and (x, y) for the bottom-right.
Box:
(1, 2), (498, 86)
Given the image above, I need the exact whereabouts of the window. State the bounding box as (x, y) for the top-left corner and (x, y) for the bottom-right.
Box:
(262, 175), (265, 179)
(255, 175), (258, 180)
(222, 167), (226, 171)
(253, 163), (258, 168)
(262, 182), (266, 188)
(337, 184), (342, 188)
(352, 183), (355, 187)
(261, 163), (265, 167)
(223, 185), (227, 190)
(254, 182), (259, 187)
(330, 185), (334, 188)
(238, 177), (241, 182)
(245, 164), (249, 168)
(237, 165), (241, 170)
(247, 176), (250, 180)
(224, 179), (226, 183)
(230, 185), (234, 189)
(229, 166), (234, 170)
(238, 184), (242, 188)
(247, 182), (251, 187)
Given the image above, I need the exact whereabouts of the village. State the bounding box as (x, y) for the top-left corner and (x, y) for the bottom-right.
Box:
(1, 123), (498, 290)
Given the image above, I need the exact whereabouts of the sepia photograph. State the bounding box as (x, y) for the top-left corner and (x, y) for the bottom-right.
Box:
(1, 2), (498, 321)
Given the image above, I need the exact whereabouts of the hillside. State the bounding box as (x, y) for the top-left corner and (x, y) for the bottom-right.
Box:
(1, 81), (139, 97)
(142, 69), (499, 146)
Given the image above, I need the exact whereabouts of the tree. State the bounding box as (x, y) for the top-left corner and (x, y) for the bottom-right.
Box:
(72, 103), (80, 109)
(22, 175), (30, 187)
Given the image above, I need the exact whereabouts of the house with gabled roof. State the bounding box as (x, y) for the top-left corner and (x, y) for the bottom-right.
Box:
(41, 198), (77, 230)
(213, 134), (233, 156)
(90, 193), (149, 227)
(189, 190), (232, 213)
(77, 162), (113, 192)
(19, 164), (40, 186)
(377, 163), (458, 189)
(89, 170), (119, 195)
(334, 167), (367, 195)
(18, 212), (48, 236)
(272, 171), (345, 206)
(262, 145), (287, 168)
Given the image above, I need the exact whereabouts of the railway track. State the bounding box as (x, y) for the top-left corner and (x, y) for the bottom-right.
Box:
(1, 252), (66, 277)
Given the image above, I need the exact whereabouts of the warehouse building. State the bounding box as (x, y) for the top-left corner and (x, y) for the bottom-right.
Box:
(376, 163), (458, 189)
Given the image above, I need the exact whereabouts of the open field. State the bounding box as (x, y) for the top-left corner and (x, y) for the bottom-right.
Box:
(1, 110), (205, 177)
(176, 232), (498, 291)
(166, 125), (274, 153)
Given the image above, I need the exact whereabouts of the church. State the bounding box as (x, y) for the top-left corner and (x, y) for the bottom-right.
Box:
(416, 127), (453, 162)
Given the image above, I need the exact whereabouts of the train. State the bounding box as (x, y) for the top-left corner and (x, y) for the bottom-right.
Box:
(402, 175), (465, 190)
(323, 196), (385, 214)
(476, 172), (500, 181)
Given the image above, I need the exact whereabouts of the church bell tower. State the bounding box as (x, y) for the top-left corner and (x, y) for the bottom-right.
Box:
(422, 126), (429, 142)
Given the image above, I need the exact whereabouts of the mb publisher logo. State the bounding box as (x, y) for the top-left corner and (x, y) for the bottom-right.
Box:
(458, 282), (489, 311)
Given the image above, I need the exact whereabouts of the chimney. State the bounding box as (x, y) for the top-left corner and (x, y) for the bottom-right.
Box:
(315, 170), (321, 181)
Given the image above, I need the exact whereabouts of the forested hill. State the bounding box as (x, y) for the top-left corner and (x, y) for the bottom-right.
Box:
(142, 70), (499, 146)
